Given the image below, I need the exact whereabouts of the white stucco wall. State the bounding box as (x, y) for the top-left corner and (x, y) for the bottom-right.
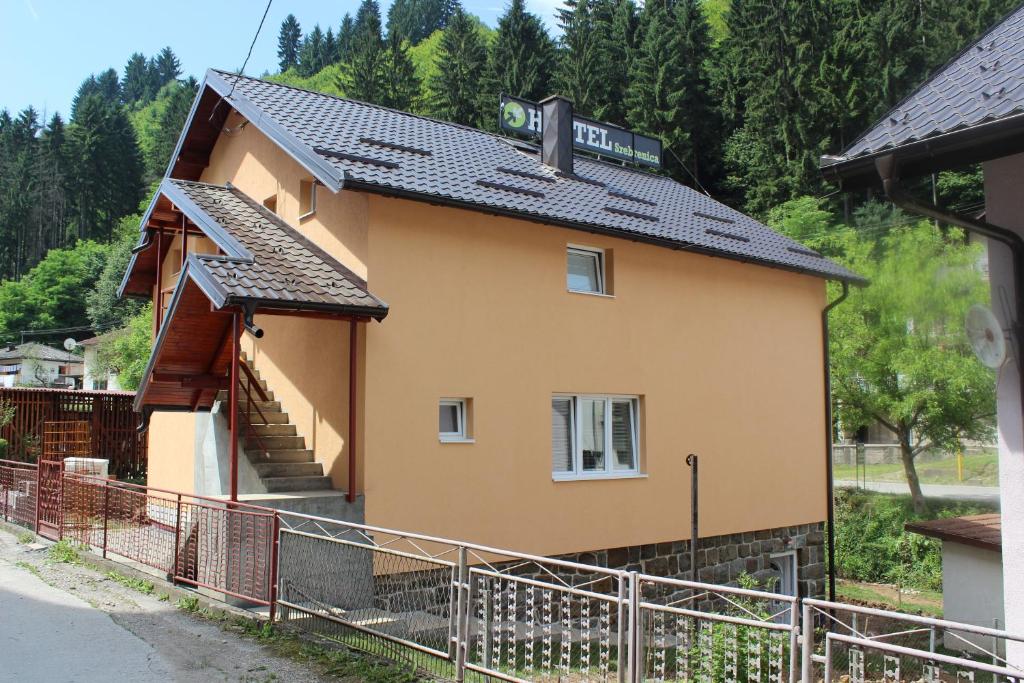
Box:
(942, 542), (1005, 653)
(983, 153), (1024, 664)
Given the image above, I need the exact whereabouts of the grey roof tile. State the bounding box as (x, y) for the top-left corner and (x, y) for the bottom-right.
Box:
(167, 179), (388, 318)
(829, 5), (1024, 164)
(205, 70), (861, 284)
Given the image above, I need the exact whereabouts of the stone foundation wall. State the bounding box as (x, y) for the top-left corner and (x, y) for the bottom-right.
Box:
(538, 521), (826, 599)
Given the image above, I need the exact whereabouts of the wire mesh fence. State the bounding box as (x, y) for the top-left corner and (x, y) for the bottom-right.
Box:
(804, 599), (1024, 682)
(0, 458), (37, 529)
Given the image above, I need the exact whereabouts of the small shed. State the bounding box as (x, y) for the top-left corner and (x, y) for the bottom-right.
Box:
(906, 514), (1003, 653)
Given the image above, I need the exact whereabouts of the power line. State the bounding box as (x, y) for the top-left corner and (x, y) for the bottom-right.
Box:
(224, 0), (274, 103)
(665, 146), (712, 197)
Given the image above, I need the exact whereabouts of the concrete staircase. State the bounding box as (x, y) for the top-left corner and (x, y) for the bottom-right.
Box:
(224, 356), (333, 494)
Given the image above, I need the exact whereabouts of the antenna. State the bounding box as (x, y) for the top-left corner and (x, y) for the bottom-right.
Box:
(965, 304), (1007, 369)
(63, 337), (77, 352)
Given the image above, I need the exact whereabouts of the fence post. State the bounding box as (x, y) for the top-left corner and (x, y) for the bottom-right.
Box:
(101, 481), (110, 558)
(789, 599), (800, 683)
(617, 573), (628, 683)
(171, 493), (182, 583)
(269, 512), (280, 622)
(801, 600), (813, 683)
(454, 545), (469, 682)
(628, 571), (641, 683)
(33, 463), (41, 534)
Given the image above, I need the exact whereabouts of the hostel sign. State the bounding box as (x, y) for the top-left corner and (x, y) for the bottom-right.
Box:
(499, 94), (663, 169)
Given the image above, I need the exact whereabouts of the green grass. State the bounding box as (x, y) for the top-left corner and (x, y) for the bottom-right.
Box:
(836, 579), (943, 618)
(835, 489), (997, 591)
(833, 452), (998, 486)
(176, 595), (200, 612)
(16, 530), (34, 544)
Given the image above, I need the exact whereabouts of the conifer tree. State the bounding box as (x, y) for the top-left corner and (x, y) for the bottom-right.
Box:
(380, 33), (421, 111)
(323, 28), (338, 66)
(555, 0), (602, 115)
(627, 0), (717, 188)
(591, 0), (636, 126)
(298, 25), (326, 77)
(338, 14), (355, 62)
(153, 47), (182, 86)
(339, 0), (387, 103)
(485, 0), (555, 102)
(429, 4), (488, 127)
(122, 53), (152, 105)
(277, 14), (303, 71)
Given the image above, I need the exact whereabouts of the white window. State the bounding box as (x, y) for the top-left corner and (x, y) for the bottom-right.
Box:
(567, 247), (605, 294)
(770, 551), (798, 597)
(552, 395), (639, 479)
(299, 179), (317, 218)
(439, 399), (470, 442)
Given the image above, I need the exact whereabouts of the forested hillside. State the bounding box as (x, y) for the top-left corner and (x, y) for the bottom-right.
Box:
(0, 0), (1012, 401)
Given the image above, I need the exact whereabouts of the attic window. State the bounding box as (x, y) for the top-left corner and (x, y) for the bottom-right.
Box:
(299, 180), (317, 219)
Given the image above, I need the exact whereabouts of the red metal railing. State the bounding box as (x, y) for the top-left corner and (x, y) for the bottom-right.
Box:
(0, 458), (38, 529)
(61, 473), (278, 612)
(238, 360), (271, 460)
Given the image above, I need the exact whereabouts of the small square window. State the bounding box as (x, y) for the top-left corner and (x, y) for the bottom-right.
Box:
(299, 179), (317, 218)
(439, 399), (471, 442)
(567, 247), (604, 294)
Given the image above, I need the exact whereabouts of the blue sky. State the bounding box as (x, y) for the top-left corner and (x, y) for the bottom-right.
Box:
(0, 0), (563, 119)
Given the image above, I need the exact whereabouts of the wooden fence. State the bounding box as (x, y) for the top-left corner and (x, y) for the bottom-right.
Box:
(0, 387), (146, 479)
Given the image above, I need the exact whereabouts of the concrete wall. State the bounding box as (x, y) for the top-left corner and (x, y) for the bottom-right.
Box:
(147, 412), (196, 493)
(942, 542), (1004, 653)
(983, 154), (1024, 663)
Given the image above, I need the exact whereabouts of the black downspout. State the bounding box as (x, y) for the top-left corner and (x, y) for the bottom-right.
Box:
(823, 281), (849, 604)
(874, 155), (1024, 430)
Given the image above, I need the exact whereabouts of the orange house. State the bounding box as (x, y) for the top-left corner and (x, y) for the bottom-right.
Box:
(119, 70), (861, 598)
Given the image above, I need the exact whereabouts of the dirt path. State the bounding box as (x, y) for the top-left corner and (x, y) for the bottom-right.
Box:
(0, 526), (332, 683)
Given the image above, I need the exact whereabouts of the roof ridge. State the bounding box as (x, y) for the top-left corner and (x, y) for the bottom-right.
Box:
(838, 3), (1024, 159)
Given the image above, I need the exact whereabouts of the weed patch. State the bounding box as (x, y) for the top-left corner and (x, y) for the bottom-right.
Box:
(47, 540), (81, 564)
(106, 570), (154, 594)
(176, 595), (200, 612)
(16, 530), (34, 544)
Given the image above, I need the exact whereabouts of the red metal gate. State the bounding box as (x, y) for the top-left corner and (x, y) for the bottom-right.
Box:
(35, 421), (91, 540)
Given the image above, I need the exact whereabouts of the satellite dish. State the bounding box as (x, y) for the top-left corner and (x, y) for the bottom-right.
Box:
(63, 337), (77, 352)
(966, 304), (1007, 369)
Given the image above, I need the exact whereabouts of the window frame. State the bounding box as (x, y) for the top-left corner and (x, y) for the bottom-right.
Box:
(552, 394), (640, 480)
(439, 398), (472, 443)
(566, 245), (607, 295)
(299, 179), (317, 220)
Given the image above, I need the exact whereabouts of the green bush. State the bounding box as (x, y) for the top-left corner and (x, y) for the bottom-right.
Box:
(0, 438), (7, 459)
(834, 489), (996, 591)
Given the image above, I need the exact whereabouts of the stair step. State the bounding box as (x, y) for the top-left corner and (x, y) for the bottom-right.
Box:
(251, 449), (317, 463)
(253, 461), (324, 478)
(246, 434), (305, 450)
(252, 411), (290, 424)
(262, 475), (333, 493)
(245, 423), (297, 437)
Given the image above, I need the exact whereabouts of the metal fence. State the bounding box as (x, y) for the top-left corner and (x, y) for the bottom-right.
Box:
(803, 598), (1024, 682)
(0, 458), (37, 529)
(3, 466), (1024, 682)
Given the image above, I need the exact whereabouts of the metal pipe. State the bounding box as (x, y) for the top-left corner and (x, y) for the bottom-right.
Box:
(347, 320), (358, 504)
(875, 154), (1024, 430)
(822, 281), (849, 604)
(686, 453), (699, 583)
(229, 313), (241, 502)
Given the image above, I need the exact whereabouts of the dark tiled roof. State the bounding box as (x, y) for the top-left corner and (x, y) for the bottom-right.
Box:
(167, 179), (388, 319)
(906, 513), (1002, 552)
(201, 70), (862, 284)
(825, 6), (1024, 167)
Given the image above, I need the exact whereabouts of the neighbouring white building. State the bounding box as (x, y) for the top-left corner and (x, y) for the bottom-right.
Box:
(0, 342), (83, 389)
(78, 334), (122, 391)
(907, 514), (1004, 654)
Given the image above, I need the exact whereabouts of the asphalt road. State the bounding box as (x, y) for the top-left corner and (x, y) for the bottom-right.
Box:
(835, 479), (1000, 505)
